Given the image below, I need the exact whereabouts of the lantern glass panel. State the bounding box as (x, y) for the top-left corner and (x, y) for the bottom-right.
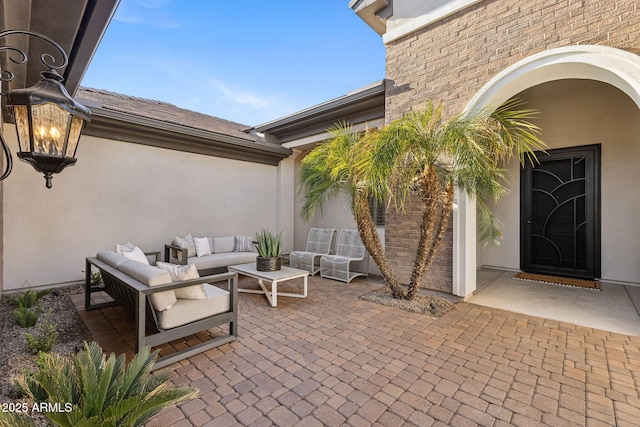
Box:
(29, 103), (71, 156)
(13, 105), (31, 152)
(65, 116), (84, 157)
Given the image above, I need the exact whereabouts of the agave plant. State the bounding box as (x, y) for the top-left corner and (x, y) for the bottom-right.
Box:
(13, 341), (197, 427)
(253, 228), (283, 258)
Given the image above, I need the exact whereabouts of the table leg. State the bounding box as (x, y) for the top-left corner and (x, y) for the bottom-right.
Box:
(237, 273), (309, 308)
(272, 280), (278, 307)
(257, 279), (277, 307)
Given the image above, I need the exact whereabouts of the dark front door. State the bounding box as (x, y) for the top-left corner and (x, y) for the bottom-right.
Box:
(521, 145), (600, 279)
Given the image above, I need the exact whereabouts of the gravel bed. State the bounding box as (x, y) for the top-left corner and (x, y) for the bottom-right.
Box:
(0, 284), (91, 423)
(359, 286), (455, 318)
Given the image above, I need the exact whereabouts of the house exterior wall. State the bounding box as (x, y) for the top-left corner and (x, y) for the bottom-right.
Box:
(383, 0), (640, 291)
(481, 79), (640, 284)
(2, 129), (287, 291)
(386, 1), (640, 120)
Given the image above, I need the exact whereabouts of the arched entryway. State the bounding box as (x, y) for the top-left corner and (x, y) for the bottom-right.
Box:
(453, 45), (640, 297)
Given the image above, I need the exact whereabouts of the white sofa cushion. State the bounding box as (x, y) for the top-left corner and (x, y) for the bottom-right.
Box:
(117, 260), (176, 311)
(156, 262), (206, 300)
(121, 246), (150, 265)
(97, 250), (129, 269)
(194, 237), (212, 257)
(187, 251), (258, 271)
(213, 236), (235, 253)
(157, 284), (230, 329)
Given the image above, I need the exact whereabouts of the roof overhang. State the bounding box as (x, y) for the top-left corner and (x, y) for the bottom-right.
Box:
(254, 80), (385, 145)
(348, 0), (391, 36)
(82, 99), (293, 166)
(1, 0), (119, 120)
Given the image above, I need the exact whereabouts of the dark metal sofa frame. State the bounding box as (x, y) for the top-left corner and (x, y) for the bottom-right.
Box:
(164, 244), (226, 276)
(85, 256), (238, 370)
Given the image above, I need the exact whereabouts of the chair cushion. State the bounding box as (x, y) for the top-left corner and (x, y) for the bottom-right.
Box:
(157, 284), (230, 329)
(117, 260), (176, 311)
(156, 262), (206, 300)
(97, 250), (129, 269)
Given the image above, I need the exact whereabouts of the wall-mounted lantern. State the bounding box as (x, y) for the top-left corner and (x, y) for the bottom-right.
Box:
(1, 29), (91, 188)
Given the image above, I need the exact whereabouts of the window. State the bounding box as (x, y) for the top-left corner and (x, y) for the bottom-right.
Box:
(369, 197), (385, 226)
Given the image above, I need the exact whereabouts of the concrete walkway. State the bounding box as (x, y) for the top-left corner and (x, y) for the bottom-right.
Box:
(72, 275), (640, 426)
(470, 269), (640, 337)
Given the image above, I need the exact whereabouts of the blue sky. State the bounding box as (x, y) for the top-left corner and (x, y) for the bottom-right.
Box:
(81, 1), (385, 126)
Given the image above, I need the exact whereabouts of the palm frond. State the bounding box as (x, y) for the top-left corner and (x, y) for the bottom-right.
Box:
(12, 341), (197, 426)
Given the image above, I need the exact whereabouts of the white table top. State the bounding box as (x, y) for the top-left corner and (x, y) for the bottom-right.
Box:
(228, 262), (309, 280)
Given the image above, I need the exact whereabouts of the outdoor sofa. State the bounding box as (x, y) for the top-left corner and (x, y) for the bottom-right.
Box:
(85, 249), (238, 369)
(165, 234), (258, 275)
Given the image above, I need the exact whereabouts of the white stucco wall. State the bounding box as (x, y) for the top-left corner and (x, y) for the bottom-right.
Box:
(2, 129), (289, 290)
(480, 79), (640, 284)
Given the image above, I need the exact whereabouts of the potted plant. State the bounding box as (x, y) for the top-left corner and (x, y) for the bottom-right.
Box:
(254, 228), (284, 271)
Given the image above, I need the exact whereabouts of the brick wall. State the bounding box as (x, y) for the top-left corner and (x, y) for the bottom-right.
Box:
(386, 1), (640, 119)
(383, 0), (640, 292)
(385, 194), (453, 292)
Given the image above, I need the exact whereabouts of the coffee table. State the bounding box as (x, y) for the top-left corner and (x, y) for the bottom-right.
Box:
(228, 263), (309, 307)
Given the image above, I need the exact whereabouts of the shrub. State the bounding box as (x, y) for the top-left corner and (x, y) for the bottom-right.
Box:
(90, 271), (102, 287)
(0, 412), (34, 427)
(7, 289), (51, 308)
(10, 305), (41, 327)
(14, 341), (198, 426)
(26, 310), (58, 354)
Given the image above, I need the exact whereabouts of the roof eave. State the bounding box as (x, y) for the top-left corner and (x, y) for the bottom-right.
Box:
(252, 80), (385, 144)
(83, 103), (293, 166)
(348, 0), (391, 36)
(63, 0), (121, 95)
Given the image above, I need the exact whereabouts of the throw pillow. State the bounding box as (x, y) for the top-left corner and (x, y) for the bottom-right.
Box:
(115, 242), (135, 255)
(117, 260), (175, 311)
(213, 236), (235, 253)
(173, 234), (196, 257)
(121, 246), (150, 265)
(156, 262), (207, 300)
(234, 236), (254, 252)
(194, 237), (212, 257)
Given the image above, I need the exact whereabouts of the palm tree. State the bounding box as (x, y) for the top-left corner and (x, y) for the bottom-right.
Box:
(299, 99), (545, 300)
(299, 123), (405, 297)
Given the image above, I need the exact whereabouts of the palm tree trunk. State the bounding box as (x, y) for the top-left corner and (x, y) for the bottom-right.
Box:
(354, 195), (404, 298)
(407, 182), (454, 299)
(406, 168), (440, 299)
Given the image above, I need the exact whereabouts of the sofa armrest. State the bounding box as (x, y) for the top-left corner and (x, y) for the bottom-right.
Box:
(144, 251), (161, 265)
(141, 271), (238, 295)
(164, 244), (188, 265)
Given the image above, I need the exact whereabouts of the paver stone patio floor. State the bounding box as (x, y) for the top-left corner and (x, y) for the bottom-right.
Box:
(71, 275), (640, 426)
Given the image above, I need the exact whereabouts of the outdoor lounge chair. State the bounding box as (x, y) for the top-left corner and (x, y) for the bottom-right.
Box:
(289, 228), (336, 275)
(320, 229), (369, 283)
